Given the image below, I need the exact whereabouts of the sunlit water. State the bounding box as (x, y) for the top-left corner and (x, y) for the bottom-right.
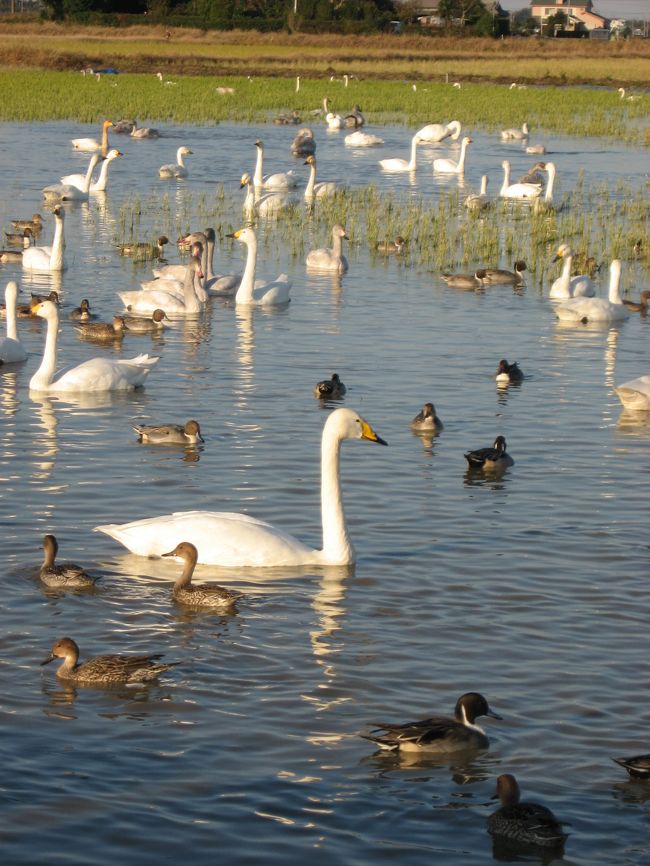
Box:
(0, 119), (649, 866)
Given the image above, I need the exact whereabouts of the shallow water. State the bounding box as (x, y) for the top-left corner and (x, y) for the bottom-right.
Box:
(0, 120), (649, 866)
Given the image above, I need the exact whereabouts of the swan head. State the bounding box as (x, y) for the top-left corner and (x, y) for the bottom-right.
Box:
(105, 148), (123, 161)
(177, 146), (193, 157)
(461, 136), (472, 145)
(327, 407), (387, 446)
(552, 243), (572, 262)
(32, 299), (59, 321)
(103, 120), (114, 130)
(240, 172), (252, 188)
(52, 205), (64, 220)
(162, 541), (198, 563)
(255, 139), (264, 150)
(501, 160), (510, 170)
(226, 227), (256, 246)
(303, 155), (317, 167)
(332, 224), (348, 240)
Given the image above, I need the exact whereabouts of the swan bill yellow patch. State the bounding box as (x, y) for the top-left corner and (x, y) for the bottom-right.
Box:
(361, 420), (388, 446)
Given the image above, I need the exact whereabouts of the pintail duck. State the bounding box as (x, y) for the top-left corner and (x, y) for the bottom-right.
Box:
(123, 308), (169, 333)
(488, 774), (568, 849)
(41, 637), (176, 685)
(314, 373), (346, 400)
(11, 213), (43, 233)
(163, 542), (241, 610)
(5, 227), (34, 247)
(133, 419), (204, 445)
(70, 299), (93, 321)
(495, 360), (524, 383)
(75, 316), (128, 340)
(274, 109), (302, 125)
(376, 236), (407, 254)
(613, 753), (650, 779)
(482, 261), (527, 287)
(362, 692), (502, 754)
(410, 402), (443, 432)
(39, 534), (96, 588)
(118, 236), (169, 259)
(7, 291), (58, 317)
(623, 290), (650, 313)
(464, 436), (514, 471)
(441, 269), (487, 290)
(0, 248), (25, 264)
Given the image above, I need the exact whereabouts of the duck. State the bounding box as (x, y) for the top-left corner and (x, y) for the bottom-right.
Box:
(415, 120), (461, 143)
(526, 143), (546, 154)
(133, 419), (204, 445)
(4, 228), (34, 246)
(482, 260), (527, 287)
(95, 407), (387, 567)
(441, 269), (487, 290)
(60, 148), (122, 193)
(75, 316), (128, 341)
(31, 300), (158, 392)
(130, 120), (160, 139)
(303, 155), (337, 199)
(11, 213), (43, 233)
(464, 175), (490, 211)
(71, 119), (113, 155)
(488, 774), (568, 849)
(323, 97), (343, 129)
(464, 436), (513, 471)
(159, 146), (193, 179)
(119, 254), (205, 315)
(410, 402), (443, 432)
(556, 259), (629, 324)
(41, 637), (175, 685)
(0, 248), (26, 264)
(253, 139), (299, 190)
(306, 224), (349, 274)
(163, 542), (241, 610)
(43, 154), (102, 202)
(22, 206), (66, 271)
(518, 161), (546, 184)
(499, 160), (541, 200)
(275, 109), (301, 125)
(226, 228), (292, 306)
(314, 373), (346, 399)
(2, 290), (58, 317)
(613, 753), (650, 779)
(379, 134), (422, 172)
(433, 136), (472, 174)
(0, 281), (28, 363)
(616, 376), (650, 411)
(290, 127), (316, 157)
(376, 236), (406, 254)
(550, 244), (595, 299)
(39, 534), (96, 588)
(113, 118), (136, 134)
(361, 692), (502, 753)
(622, 290), (650, 313)
(344, 105), (365, 128)
(500, 121), (529, 140)
(118, 236), (169, 259)
(70, 299), (93, 321)
(150, 236), (204, 281)
(496, 359), (524, 383)
(345, 130), (384, 147)
(123, 308), (169, 333)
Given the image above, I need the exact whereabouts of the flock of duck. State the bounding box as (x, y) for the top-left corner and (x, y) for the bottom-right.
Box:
(1, 100), (648, 855)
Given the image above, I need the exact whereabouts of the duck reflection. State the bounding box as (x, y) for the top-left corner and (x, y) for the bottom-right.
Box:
(489, 834), (566, 864)
(361, 746), (492, 785)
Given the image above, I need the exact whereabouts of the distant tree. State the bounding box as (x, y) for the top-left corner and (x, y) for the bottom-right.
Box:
(543, 10), (566, 36)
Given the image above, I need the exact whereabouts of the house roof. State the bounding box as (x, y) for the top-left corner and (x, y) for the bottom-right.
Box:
(530, 1), (592, 6)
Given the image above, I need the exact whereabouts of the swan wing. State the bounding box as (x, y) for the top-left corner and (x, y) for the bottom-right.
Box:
(252, 275), (292, 305)
(206, 273), (242, 295)
(0, 337), (28, 363)
(43, 355), (158, 392)
(119, 290), (186, 314)
(616, 376), (650, 410)
(60, 172), (87, 190)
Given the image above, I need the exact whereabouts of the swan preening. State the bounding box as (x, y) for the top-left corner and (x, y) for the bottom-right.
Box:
(0, 281), (28, 363)
(345, 131), (384, 147)
(159, 146), (193, 179)
(227, 227), (292, 306)
(59, 148), (123, 194)
(254, 139), (299, 190)
(306, 224), (349, 274)
(379, 134), (422, 172)
(433, 136), (472, 174)
(550, 243), (595, 299)
(22, 206), (66, 271)
(30, 300), (159, 392)
(96, 407), (387, 567)
(415, 120), (461, 143)
(555, 259), (629, 324)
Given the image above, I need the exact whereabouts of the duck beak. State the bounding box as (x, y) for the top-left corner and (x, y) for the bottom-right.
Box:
(361, 420), (388, 446)
(487, 708), (503, 720)
(161, 550), (176, 558)
(41, 653), (55, 666)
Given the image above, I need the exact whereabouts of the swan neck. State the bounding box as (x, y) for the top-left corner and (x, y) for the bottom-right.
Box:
(50, 213), (65, 270)
(332, 233), (342, 257)
(30, 311), (58, 389)
(407, 136), (418, 171)
(183, 264), (200, 312)
(101, 124), (109, 158)
(177, 148), (186, 167)
(320, 423), (354, 563)
(500, 163), (510, 195)
(609, 264), (623, 304)
(480, 176), (487, 195)
(254, 146), (263, 187)
(545, 165), (555, 201)
(5, 288), (18, 341)
(92, 157), (111, 191)
(235, 237), (257, 304)
(305, 162), (316, 197)
(206, 236), (215, 280)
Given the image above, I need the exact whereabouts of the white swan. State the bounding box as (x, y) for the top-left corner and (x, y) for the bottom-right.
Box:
(555, 259), (629, 324)
(549, 243), (595, 299)
(379, 134), (422, 172)
(433, 136), (472, 174)
(253, 140), (299, 190)
(323, 97), (343, 129)
(43, 154), (101, 201)
(140, 236), (207, 303)
(303, 155), (337, 199)
(30, 300), (159, 392)
(59, 148), (122, 193)
(306, 225), (349, 274)
(159, 146), (193, 179)
(22, 206), (66, 272)
(0, 281), (28, 363)
(71, 120), (113, 154)
(501, 122), (529, 140)
(416, 120), (461, 143)
(119, 255), (205, 315)
(240, 172), (292, 217)
(227, 227), (292, 306)
(195, 227), (242, 295)
(464, 175), (490, 210)
(130, 121), (160, 139)
(618, 87), (642, 103)
(95, 407), (387, 567)
(499, 160), (542, 200)
(616, 376), (650, 411)
(344, 131), (384, 147)
(533, 161), (557, 210)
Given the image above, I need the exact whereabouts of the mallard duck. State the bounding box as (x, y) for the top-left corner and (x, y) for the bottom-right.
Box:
(496, 360), (524, 384)
(410, 402), (443, 432)
(464, 436), (513, 471)
(41, 637), (176, 685)
(133, 419), (203, 445)
(123, 308), (169, 333)
(75, 316), (128, 340)
(488, 774), (568, 849)
(163, 542), (241, 610)
(39, 534), (96, 589)
(314, 373), (346, 400)
(362, 692), (502, 753)
(613, 754), (650, 779)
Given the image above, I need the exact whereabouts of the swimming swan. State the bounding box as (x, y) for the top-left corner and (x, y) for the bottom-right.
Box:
(433, 136), (472, 174)
(59, 148), (122, 193)
(0, 281), (28, 363)
(22, 206), (66, 272)
(555, 259), (629, 324)
(30, 300), (159, 392)
(616, 376), (650, 411)
(253, 139), (299, 190)
(119, 255), (205, 315)
(227, 227), (292, 306)
(306, 224), (349, 274)
(159, 146), (193, 179)
(43, 154), (101, 201)
(95, 407), (387, 566)
(130, 121), (160, 139)
(323, 97), (343, 129)
(550, 243), (595, 299)
(345, 131), (384, 147)
(464, 175), (490, 210)
(499, 160), (542, 200)
(379, 134), (422, 172)
(71, 119), (113, 155)
(501, 121), (529, 140)
(303, 155), (337, 198)
(416, 120), (461, 143)
(240, 172), (292, 217)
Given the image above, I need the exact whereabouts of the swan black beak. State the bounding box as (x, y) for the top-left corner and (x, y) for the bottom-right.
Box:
(361, 420), (387, 446)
